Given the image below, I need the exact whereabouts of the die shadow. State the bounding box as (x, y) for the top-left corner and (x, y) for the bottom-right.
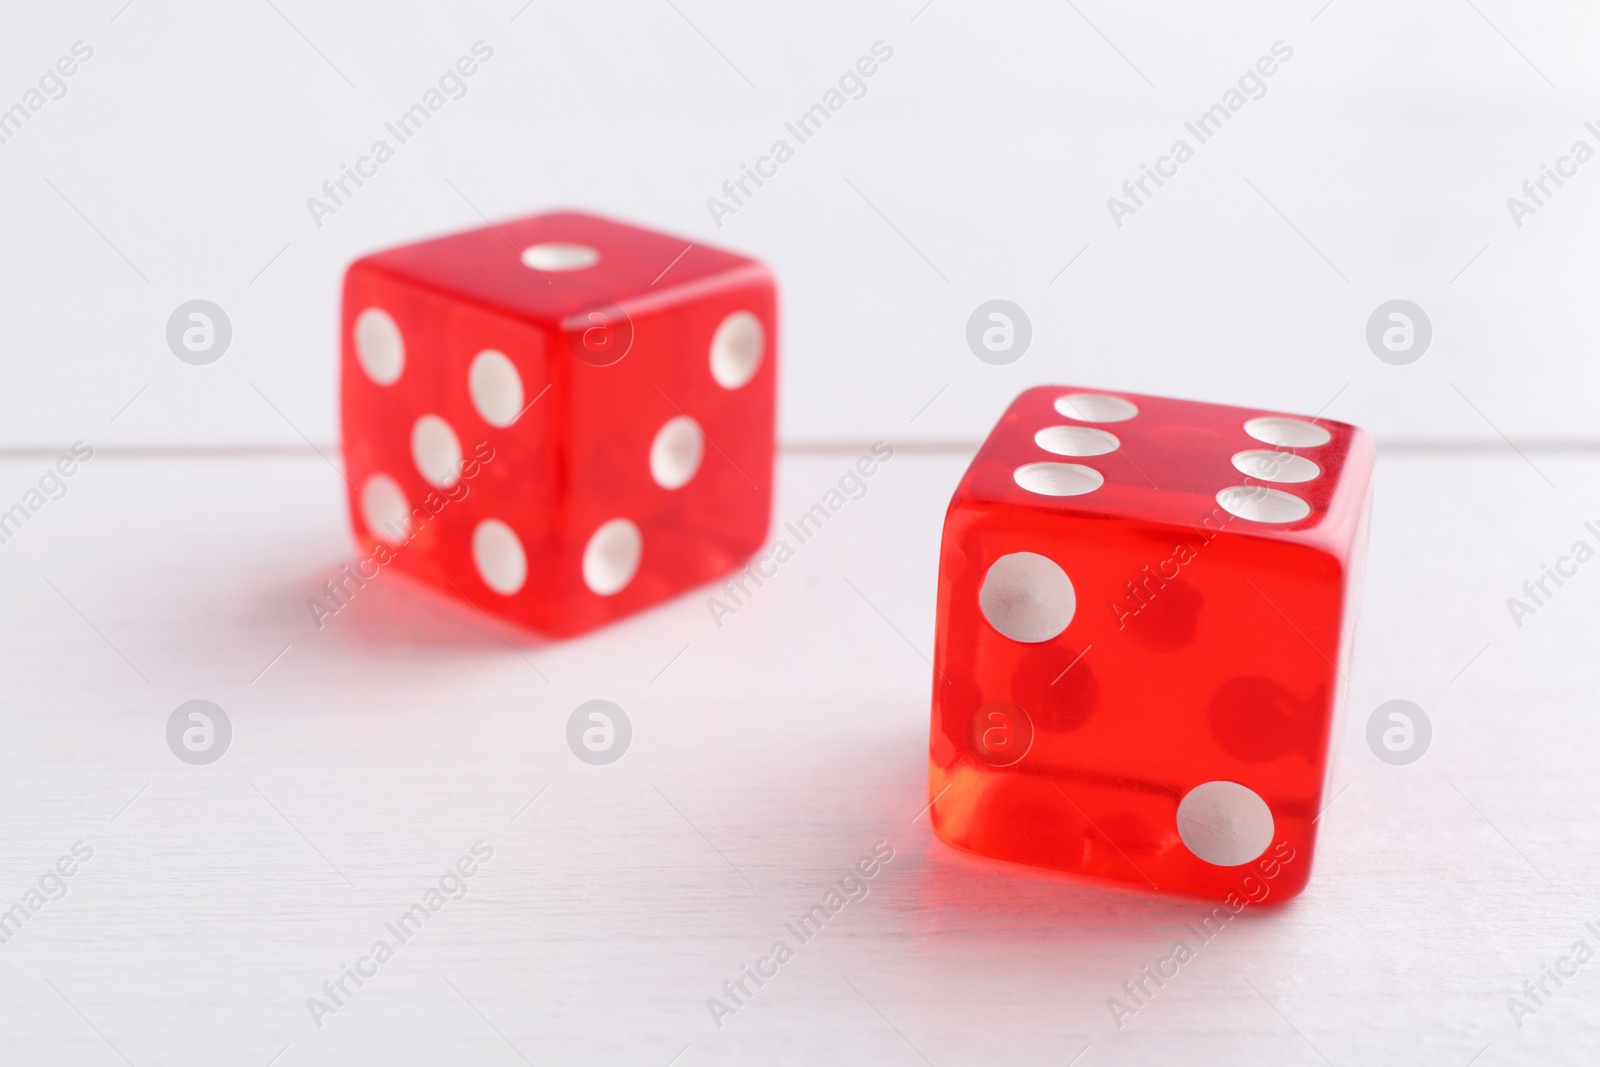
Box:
(269, 560), (558, 654)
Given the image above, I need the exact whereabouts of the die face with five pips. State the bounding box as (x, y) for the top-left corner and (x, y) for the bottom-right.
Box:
(339, 211), (776, 638)
(929, 386), (1374, 900)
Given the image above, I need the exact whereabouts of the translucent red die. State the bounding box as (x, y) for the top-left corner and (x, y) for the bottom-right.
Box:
(928, 386), (1374, 900)
(339, 211), (776, 637)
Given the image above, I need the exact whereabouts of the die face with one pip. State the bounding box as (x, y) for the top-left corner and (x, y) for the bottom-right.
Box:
(339, 211), (776, 638)
(928, 386), (1374, 900)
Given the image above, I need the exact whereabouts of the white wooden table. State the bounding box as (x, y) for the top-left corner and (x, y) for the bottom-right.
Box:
(0, 447), (1594, 1065)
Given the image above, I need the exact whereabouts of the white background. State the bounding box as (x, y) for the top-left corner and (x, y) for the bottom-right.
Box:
(2, 0), (1599, 448)
(2, 1), (1599, 1065)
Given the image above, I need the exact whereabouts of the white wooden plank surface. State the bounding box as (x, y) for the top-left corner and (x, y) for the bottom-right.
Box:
(0, 448), (1594, 1065)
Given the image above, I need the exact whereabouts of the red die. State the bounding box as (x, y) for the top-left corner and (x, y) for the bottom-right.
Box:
(928, 386), (1373, 900)
(338, 211), (776, 637)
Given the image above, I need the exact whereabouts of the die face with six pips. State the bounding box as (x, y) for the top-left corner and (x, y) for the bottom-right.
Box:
(929, 386), (1374, 900)
(339, 211), (776, 638)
